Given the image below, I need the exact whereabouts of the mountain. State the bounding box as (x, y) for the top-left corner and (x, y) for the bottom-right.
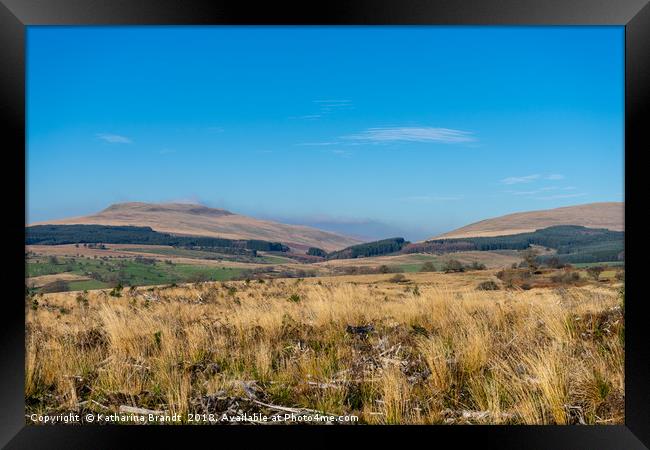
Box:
(432, 202), (624, 240)
(30, 202), (363, 252)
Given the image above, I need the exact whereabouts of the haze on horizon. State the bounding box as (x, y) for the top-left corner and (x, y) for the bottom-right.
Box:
(27, 26), (624, 241)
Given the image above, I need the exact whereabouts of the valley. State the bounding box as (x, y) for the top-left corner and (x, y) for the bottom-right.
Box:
(24, 201), (626, 425)
(25, 201), (624, 295)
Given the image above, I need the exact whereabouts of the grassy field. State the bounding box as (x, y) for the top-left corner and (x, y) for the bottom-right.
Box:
(317, 251), (521, 272)
(25, 269), (624, 425)
(573, 261), (625, 268)
(121, 247), (291, 264)
(26, 256), (245, 290)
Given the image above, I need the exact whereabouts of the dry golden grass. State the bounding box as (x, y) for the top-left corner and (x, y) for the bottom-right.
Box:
(25, 272), (624, 425)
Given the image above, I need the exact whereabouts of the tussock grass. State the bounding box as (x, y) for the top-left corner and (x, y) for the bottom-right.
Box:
(25, 273), (624, 424)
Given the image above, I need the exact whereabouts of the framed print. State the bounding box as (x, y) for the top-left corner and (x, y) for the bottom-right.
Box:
(1, 0), (648, 448)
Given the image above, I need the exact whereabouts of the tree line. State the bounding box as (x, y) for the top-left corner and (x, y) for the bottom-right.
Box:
(26, 225), (289, 252)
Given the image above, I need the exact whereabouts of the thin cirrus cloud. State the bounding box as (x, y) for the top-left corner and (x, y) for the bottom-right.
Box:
(500, 174), (541, 185)
(314, 99), (353, 113)
(500, 173), (566, 185)
(96, 133), (132, 144)
(291, 100), (352, 121)
(344, 127), (476, 144)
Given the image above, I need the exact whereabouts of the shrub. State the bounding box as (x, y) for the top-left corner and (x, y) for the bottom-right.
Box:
(389, 274), (408, 283)
(468, 261), (487, 271)
(477, 280), (499, 291)
(153, 331), (162, 349)
(586, 266), (605, 281)
(443, 259), (464, 273)
(550, 271), (581, 284)
(288, 294), (301, 303)
(40, 280), (70, 293)
(496, 268), (531, 289)
(109, 283), (123, 297)
(419, 261), (437, 272)
(76, 293), (89, 307)
(339, 266), (359, 275)
(377, 265), (403, 274)
(521, 248), (540, 272)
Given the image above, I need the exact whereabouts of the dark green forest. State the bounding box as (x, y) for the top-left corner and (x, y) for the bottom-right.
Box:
(26, 224), (624, 264)
(331, 226), (623, 263)
(410, 226), (624, 263)
(326, 238), (408, 260)
(26, 225), (289, 252)
(306, 247), (328, 258)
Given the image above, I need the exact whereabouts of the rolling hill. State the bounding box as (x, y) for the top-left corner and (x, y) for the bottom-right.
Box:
(29, 202), (362, 252)
(432, 202), (623, 239)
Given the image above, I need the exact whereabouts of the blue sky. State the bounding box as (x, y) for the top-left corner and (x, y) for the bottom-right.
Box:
(27, 26), (624, 240)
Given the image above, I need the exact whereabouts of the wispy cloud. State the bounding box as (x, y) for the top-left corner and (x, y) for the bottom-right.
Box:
(291, 100), (353, 121)
(546, 174), (565, 180)
(314, 99), (353, 113)
(344, 127), (475, 144)
(500, 174), (540, 185)
(159, 148), (176, 155)
(96, 133), (132, 144)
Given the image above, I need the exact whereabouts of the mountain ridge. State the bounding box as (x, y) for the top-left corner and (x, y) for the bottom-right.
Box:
(431, 202), (623, 240)
(29, 202), (363, 252)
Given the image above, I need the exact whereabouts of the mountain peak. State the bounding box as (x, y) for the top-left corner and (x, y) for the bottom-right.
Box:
(102, 202), (234, 217)
(33, 201), (362, 252)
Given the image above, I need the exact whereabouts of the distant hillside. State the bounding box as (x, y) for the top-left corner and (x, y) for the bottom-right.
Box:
(433, 202), (623, 239)
(412, 225), (624, 265)
(30, 202), (362, 252)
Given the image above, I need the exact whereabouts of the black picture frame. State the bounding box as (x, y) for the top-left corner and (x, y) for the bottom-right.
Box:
(1, 1), (648, 448)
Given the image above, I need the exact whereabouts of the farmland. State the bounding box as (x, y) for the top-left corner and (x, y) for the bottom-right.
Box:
(26, 254), (245, 292)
